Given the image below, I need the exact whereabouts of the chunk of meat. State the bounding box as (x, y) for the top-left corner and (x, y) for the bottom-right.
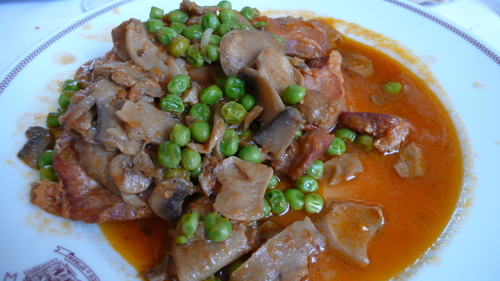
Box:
(109, 152), (154, 195)
(148, 178), (195, 222)
(213, 156), (273, 221)
(116, 100), (177, 146)
(31, 179), (63, 216)
(49, 134), (153, 223)
(254, 108), (304, 161)
(278, 127), (334, 181)
(296, 90), (328, 124)
(180, 0), (220, 15)
(230, 217), (326, 281)
(257, 16), (332, 59)
(256, 45), (303, 95)
(238, 67), (285, 125)
(315, 201), (384, 266)
(321, 153), (364, 186)
(219, 29), (284, 77)
(339, 112), (411, 154)
(341, 53), (374, 77)
(173, 223), (254, 281)
(394, 142), (425, 177)
(17, 126), (55, 169)
(111, 19), (133, 62)
(75, 58), (100, 89)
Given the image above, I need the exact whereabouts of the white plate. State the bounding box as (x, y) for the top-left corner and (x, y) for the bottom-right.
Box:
(0, 0), (499, 280)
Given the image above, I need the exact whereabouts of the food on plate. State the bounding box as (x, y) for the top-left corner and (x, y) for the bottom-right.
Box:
(18, 0), (463, 280)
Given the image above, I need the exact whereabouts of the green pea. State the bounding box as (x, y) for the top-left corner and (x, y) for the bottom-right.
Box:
(294, 129), (303, 139)
(221, 101), (247, 125)
(160, 94), (185, 113)
(335, 128), (356, 142)
(240, 6), (256, 21)
(267, 174), (278, 189)
(270, 34), (284, 45)
(62, 79), (80, 92)
(306, 160), (324, 179)
(327, 137), (346, 156)
(203, 212), (232, 242)
(181, 212), (200, 238)
(170, 22), (186, 33)
(46, 110), (62, 128)
(217, 0), (232, 10)
(304, 193), (324, 214)
(200, 85), (223, 105)
(190, 165), (202, 180)
(158, 141), (181, 168)
(186, 45), (205, 68)
(176, 235), (188, 244)
(238, 23), (251, 30)
(146, 18), (164, 33)
(282, 85), (306, 104)
(253, 22), (268, 28)
(209, 34), (222, 46)
(189, 103), (212, 122)
(383, 81), (404, 95)
(58, 91), (74, 109)
(262, 198), (271, 217)
(217, 21), (240, 36)
(168, 9), (188, 23)
(202, 12), (221, 31)
(355, 134), (374, 151)
(38, 150), (56, 169)
(240, 94), (256, 112)
(295, 175), (319, 193)
(182, 24), (203, 40)
(237, 144), (262, 163)
(181, 147), (201, 171)
(164, 167), (190, 181)
(170, 123), (191, 147)
(224, 75), (245, 99)
(284, 189), (305, 211)
(168, 35), (190, 58)
(264, 189), (288, 214)
(189, 120), (211, 144)
(204, 44), (220, 62)
(158, 27), (178, 46)
(219, 10), (237, 23)
(167, 74), (191, 95)
(215, 75), (227, 90)
(238, 129), (252, 147)
(40, 165), (58, 182)
(149, 6), (164, 20)
(220, 129), (239, 156)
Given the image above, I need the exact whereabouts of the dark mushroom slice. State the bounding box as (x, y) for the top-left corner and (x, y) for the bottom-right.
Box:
(18, 126), (55, 169)
(148, 178), (195, 222)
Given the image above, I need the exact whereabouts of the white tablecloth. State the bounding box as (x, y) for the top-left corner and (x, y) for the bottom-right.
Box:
(0, 0), (499, 74)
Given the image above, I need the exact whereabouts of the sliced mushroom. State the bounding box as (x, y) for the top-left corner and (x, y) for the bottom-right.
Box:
(148, 178), (195, 222)
(18, 126), (55, 169)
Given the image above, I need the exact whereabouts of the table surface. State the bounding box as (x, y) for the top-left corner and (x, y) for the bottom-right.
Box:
(0, 0), (499, 75)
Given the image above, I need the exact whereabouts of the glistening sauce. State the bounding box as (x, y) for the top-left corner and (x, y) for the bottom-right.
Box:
(100, 24), (463, 281)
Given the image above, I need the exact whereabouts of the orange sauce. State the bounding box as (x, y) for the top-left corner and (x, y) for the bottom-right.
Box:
(99, 27), (462, 281)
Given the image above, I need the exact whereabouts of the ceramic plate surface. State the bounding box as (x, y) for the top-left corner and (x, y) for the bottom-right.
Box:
(1, 0), (499, 280)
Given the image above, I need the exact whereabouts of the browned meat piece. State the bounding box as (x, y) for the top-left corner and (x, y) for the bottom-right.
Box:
(173, 223), (255, 281)
(315, 201), (384, 266)
(148, 178), (195, 222)
(31, 179), (63, 216)
(49, 134), (153, 223)
(213, 156), (273, 221)
(116, 100), (178, 146)
(279, 127), (334, 181)
(257, 16), (333, 59)
(341, 53), (374, 77)
(230, 217), (326, 281)
(18, 126), (55, 169)
(198, 154), (219, 196)
(296, 89), (328, 124)
(339, 112), (411, 154)
(219, 29), (284, 77)
(75, 139), (120, 194)
(75, 58), (100, 89)
(111, 19), (133, 62)
(238, 67), (285, 125)
(394, 142), (425, 177)
(109, 152), (154, 195)
(321, 153), (364, 187)
(256, 45), (303, 95)
(254, 108), (304, 161)
(180, 0), (220, 15)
